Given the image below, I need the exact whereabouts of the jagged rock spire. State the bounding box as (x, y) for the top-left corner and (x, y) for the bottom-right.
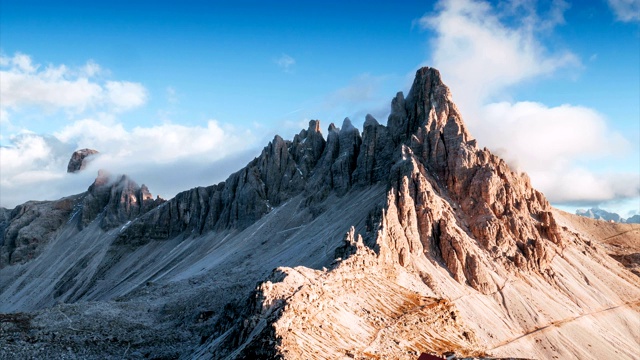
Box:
(80, 171), (163, 230)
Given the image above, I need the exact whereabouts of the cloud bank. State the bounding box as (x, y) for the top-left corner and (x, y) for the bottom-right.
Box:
(0, 53), (147, 122)
(0, 118), (259, 208)
(421, 0), (639, 207)
(0, 54), (260, 208)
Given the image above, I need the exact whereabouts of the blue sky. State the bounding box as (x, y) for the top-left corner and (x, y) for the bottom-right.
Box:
(1, 0), (638, 217)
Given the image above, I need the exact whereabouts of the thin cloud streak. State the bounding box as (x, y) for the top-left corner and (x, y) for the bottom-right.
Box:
(607, 0), (640, 22)
(275, 54), (296, 73)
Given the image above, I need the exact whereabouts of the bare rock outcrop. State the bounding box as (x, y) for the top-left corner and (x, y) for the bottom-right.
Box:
(207, 229), (485, 359)
(115, 129), (316, 244)
(352, 114), (394, 185)
(0, 197), (77, 268)
(0, 167), (165, 267)
(67, 148), (99, 173)
(291, 119), (326, 175)
(376, 68), (563, 291)
(78, 170), (164, 230)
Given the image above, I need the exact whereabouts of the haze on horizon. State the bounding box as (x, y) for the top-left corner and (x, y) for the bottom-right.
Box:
(0, 0), (638, 217)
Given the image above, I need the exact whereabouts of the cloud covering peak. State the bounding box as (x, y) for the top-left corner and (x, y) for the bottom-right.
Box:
(420, 0), (639, 207)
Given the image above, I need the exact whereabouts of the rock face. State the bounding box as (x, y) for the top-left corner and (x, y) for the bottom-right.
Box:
(78, 170), (164, 230)
(117, 118), (365, 245)
(67, 148), (99, 173)
(0, 67), (638, 360)
(0, 170), (163, 269)
(375, 68), (562, 293)
(0, 197), (77, 268)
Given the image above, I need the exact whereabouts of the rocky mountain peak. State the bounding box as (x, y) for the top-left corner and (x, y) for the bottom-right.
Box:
(341, 117), (356, 132)
(79, 171), (163, 230)
(308, 119), (321, 133)
(364, 113), (379, 127)
(1, 66), (639, 360)
(371, 67), (564, 293)
(67, 148), (99, 173)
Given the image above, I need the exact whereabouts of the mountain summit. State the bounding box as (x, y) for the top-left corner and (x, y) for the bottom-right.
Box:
(0, 67), (638, 359)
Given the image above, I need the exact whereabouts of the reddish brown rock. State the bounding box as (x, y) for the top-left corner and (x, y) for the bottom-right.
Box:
(67, 148), (99, 173)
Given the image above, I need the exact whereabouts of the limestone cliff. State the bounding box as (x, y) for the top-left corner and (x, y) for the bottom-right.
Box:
(0, 169), (163, 269)
(78, 170), (163, 230)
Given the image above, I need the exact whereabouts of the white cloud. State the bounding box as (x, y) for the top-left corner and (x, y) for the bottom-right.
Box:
(0, 118), (260, 208)
(532, 168), (638, 204)
(275, 54), (296, 72)
(476, 101), (636, 203)
(105, 81), (147, 111)
(55, 118), (251, 162)
(0, 133), (80, 204)
(0, 108), (9, 125)
(478, 101), (628, 167)
(607, 0), (640, 22)
(0, 53), (147, 118)
(81, 60), (102, 77)
(11, 53), (39, 73)
(421, 0), (578, 109)
(421, 0), (639, 207)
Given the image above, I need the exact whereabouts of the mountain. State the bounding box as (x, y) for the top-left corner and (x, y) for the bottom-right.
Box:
(1, 67), (638, 360)
(575, 207), (640, 224)
(627, 214), (640, 224)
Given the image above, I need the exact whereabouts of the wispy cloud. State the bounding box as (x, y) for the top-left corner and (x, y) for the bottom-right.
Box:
(325, 74), (390, 123)
(420, 0), (578, 109)
(275, 54), (296, 73)
(420, 0), (638, 206)
(607, 0), (640, 22)
(166, 86), (179, 104)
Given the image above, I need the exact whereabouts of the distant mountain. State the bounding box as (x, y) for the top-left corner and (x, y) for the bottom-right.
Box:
(627, 214), (640, 224)
(576, 207), (640, 224)
(0, 67), (638, 360)
(576, 207), (623, 222)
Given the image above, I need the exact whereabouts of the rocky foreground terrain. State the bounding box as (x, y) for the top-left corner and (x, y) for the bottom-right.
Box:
(0, 67), (638, 359)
